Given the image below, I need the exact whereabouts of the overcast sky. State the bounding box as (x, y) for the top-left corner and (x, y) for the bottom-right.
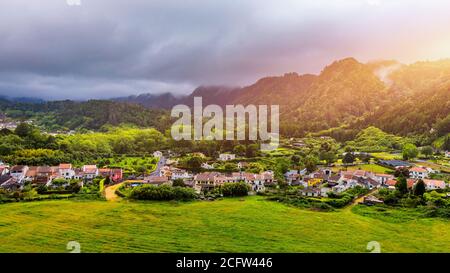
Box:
(1, 0), (450, 100)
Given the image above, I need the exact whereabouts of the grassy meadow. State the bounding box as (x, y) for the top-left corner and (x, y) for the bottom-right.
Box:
(1, 196), (450, 253)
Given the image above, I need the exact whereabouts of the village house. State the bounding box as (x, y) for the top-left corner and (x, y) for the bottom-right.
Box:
(299, 188), (322, 197)
(423, 179), (446, 190)
(237, 162), (249, 169)
(144, 176), (169, 186)
(34, 166), (58, 186)
(10, 165), (29, 183)
(82, 165), (98, 180)
(386, 179), (416, 190)
(445, 151), (450, 158)
(373, 173), (395, 185)
(409, 167), (429, 179)
(98, 168), (123, 182)
(59, 163), (75, 180)
(74, 169), (84, 180)
(284, 169), (307, 185)
(160, 166), (192, 180)
(0, 175), (20, 191)
(153, 151), (163, 158)
(218, 153), (236, 161)
(201, 162), (214, 170)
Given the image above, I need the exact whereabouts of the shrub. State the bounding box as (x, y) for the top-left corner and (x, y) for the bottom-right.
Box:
(221, 182), (250, 197)
(129, 185), (197, 201)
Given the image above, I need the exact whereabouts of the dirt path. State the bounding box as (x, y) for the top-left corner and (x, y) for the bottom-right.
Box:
(104, 182), (126, 202)
(346, 189), (378, 210)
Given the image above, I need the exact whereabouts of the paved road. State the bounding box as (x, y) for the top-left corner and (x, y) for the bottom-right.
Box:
(150, 156), (165, 177)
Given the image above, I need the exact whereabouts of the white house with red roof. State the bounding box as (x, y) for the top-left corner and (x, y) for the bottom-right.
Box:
(82, 165), (98, 180)
(423, 179), (446, 190)
(409, 167), (429, 179)
(59, 163), (75, 179)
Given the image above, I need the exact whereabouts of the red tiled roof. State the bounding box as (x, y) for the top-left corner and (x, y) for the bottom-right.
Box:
(409, 167), (427, 173)
(59, 163), (72, 169)
(423, 179), (446, 189)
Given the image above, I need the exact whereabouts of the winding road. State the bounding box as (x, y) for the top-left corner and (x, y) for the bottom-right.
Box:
(104, 156), (165, 201)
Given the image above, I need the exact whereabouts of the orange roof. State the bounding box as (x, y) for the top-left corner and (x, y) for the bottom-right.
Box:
(423, 179), (446, 188)
(386, 179), (415, 189)
(59, 163), (72, 169)
(409, 167), (427, 173)
(386, 179), (397, 186)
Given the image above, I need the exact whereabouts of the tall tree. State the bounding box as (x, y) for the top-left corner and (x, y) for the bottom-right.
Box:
(395, 176), (408, 195)
(402, 143), (419, 160)
(413, 179), (426, 197)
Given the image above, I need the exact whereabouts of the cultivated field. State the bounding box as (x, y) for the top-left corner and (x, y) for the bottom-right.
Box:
(1, 196), (450, 253)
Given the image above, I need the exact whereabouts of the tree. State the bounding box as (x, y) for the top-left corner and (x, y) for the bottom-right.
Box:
(395, 176), (408, 195)
(402, 143), (419, 160)
(246, 144), (259, 158)
(320, 151), (336, 165)
(413, 179), (426, 197)
(342, 152), (355, 165)
(186, 156), (203, 171)
(233, 145), (246, 156)
(442, 135), (450, 151)
(421, 146), (433, 159)
(172, 179), (186, 187)
(291, 155), (301, 166)
(221, 182), (249, 197)
(14, 123), (33, 137)
(223, 162), (237, 172)
(304, 155), (318, 173)
(394, 167), (410, 178)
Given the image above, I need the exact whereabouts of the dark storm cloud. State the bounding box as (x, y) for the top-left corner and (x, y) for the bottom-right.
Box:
(1, 0), (450, 99)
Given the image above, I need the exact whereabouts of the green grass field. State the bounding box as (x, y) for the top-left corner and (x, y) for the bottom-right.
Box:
(333, 164), (392, 174)
(1, 196), (450, 253)
(371, 152), (402, 160)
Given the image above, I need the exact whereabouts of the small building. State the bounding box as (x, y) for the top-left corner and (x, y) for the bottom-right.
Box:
(0, 175), (20, 191)
(423, 179), (446, 190)
(10, 165), (29, 183)
(153, 151), (163, 158)
(237, 162), (249, 169)
(82, 165), (98, 180)
(445, 151), (450, 158)
(59, 163), (75, 180)
(299, 188), (322, 197)
(201, 163), (215, 170)
(409, 167), (428, 179)
(386, 179), (415, 190)
(218, 153), (236, 161)
(144, 176), (169, 186)
(374, 173), (395, 185)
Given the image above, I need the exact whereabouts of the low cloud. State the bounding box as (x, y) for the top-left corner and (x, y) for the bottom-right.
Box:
(1, 0), (450, 99)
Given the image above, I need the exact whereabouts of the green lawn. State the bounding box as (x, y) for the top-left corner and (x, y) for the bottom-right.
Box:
(371, 152), (402, 160)
(1, 196), (450, 253)
(333, 164), (392, 174)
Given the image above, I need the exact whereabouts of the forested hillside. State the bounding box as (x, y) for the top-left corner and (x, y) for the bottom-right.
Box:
(0, 100), (171, 132)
